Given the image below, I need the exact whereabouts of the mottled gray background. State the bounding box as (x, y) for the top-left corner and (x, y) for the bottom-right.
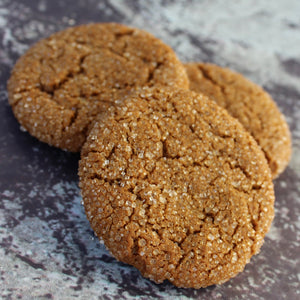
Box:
(0, 0), (299, 299)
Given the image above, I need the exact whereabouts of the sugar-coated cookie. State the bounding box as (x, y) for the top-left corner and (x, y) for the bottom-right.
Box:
(7, 23), (189, 151)
(185, 62), (291, 178)
(79, 87), (274, 288)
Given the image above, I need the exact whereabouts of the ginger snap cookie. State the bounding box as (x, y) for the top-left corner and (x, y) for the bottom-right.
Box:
(184, 62), (291, 178)
(7, 23), (189, 152)
(79, 87), (275, 288)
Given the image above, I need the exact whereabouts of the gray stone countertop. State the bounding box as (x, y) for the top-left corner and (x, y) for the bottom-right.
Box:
(0, 0), (299, 299)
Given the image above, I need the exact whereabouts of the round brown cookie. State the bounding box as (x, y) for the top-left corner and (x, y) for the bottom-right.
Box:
(7, 23), (189, 152)
(184, 62), (291, 178)
(79, 87), (275, 288)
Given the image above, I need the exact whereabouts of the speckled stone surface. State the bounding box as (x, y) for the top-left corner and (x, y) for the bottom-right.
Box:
(0, 0), (299, 299)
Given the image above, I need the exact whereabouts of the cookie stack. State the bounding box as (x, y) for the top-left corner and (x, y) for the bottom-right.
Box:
(7, 23), (291, 288)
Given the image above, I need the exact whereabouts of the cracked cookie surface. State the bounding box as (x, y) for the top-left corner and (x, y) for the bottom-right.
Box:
(184, 62), (291, 178)
(79, 87), (275, 288)
(7, 23), (189, 151)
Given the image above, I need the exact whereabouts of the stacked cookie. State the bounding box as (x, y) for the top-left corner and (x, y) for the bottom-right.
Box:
(8, 23), (291, 288)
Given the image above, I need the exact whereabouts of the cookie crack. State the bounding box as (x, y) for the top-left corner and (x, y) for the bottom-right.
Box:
(198, 65), (228, 105)
(162, 140), (169, 158)
(147, 61), (163, 84)
(40, 53), (90, 96)
(89, 174), (125, 188)
(114, 30), (135, 40)
(107, 145), (116, 161)
(107, 46), (131, 63)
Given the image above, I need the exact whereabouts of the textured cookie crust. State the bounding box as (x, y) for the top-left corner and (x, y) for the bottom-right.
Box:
(79, 87), (275, 288)
(7, 23), (189, 152)
(184, 62), (291, 178)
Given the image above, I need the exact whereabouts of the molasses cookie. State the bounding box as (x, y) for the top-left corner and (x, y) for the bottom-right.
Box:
(7, 23), (189, 152)
(184, 62), (291, 178)
(79, 87), (275, 288)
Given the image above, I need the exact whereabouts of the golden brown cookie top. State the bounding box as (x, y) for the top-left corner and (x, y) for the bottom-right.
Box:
(184, 62), (292, 178)
(7, 23), (189, 152)
(79, 87), (275, 288)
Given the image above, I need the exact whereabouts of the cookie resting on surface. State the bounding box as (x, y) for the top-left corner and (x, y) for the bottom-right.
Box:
(184, 62), (292, 178)
(7, 23), (189, 152)
(79, 87), (275, 288)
